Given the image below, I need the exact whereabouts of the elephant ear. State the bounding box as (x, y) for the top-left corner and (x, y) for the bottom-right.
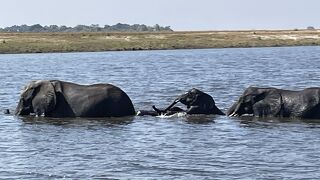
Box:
(50, 80), (62, 93)
(32, 80), (56, 115)
(20, 82), (35, 100)
(252, 90), (282, 117)
(188, 89), (203, 105)
(189, 93), (199, 106)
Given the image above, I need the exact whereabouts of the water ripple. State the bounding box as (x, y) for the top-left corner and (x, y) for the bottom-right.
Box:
(1, 47), (320, 178)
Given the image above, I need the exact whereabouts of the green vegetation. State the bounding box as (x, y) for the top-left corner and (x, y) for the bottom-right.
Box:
(0, 30), (319, 54)
(0, 23), (172, 33)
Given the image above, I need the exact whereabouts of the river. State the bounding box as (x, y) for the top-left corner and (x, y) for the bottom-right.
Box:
(1, 46), (320, 179)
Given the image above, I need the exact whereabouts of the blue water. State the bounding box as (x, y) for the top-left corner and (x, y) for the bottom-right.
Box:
(1, 46), (320, 179)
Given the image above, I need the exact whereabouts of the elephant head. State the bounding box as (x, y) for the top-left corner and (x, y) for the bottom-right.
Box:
(178, 88), (203, 107)
(155, 88), (203, 113)
(15, 80), (56, 116)
(153, 88), (224, 115)
(227, 87), (282, 117)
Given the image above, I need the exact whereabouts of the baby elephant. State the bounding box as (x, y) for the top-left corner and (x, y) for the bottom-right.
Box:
(149, 88), (225, 116)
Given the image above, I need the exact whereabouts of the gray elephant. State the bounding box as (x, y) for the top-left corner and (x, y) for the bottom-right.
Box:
(227, 86), (320, 119)
(138, 88), (225, 116)
(15, 80), (136, 117)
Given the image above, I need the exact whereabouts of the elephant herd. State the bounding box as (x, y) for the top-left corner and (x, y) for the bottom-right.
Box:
(12, 80), (320, 120)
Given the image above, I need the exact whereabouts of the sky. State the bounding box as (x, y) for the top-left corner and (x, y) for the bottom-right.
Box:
(0, 0), (319, 31)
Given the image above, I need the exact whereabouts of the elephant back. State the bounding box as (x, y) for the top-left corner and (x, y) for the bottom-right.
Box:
(103, 84), (136, 117)
(49, 80), (136, 117)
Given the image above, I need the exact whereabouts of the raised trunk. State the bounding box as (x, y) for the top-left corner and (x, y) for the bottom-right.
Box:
(152, 98), (180, 115)
(164, 98), (180, 112)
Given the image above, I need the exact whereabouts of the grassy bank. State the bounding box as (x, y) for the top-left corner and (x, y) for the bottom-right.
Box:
(0, 30), (320, 54)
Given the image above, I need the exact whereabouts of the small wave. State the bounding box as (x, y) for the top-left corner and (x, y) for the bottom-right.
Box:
(157, 112), (187, 118)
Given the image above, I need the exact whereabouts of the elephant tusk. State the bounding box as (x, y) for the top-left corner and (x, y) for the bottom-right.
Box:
(229, 112), (238, 117)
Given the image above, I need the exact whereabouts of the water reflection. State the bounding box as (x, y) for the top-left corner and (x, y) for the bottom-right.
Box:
(235, 116), (320, 128)
(17, 116), (134, 127)
(184, 115), (216, 124)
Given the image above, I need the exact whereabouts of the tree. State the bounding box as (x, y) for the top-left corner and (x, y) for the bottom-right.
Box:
(0, 23), (173, 32)
(29, 24), (43, 32)
(136, 24), (148, 32)
(307, 26), (315, 30)
(154, 24), (160, 31)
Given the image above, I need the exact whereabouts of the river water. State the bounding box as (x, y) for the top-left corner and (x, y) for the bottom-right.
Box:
(1, 47), (320, 179)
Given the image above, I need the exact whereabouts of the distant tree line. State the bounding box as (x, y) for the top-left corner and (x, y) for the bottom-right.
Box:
(0, 23), (173, 33)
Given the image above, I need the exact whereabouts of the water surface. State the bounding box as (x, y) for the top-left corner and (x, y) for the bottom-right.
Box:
(1, 47), (320, 179)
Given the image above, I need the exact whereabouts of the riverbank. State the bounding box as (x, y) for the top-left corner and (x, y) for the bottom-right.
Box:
(0, 30), (319, 54)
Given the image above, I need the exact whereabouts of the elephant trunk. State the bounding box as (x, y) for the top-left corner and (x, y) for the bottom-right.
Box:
(227, 102), (241, 117)
(15, 99), (30, 115)
(164, 98), (180, 112)
(152, 98), (180, 115)
(15, 99), (23, 115)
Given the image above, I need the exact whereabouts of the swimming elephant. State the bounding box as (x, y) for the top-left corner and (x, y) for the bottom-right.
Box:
(227, 86), (320, 119)
(15, 80), (135, 117)
(139, 88), (225, 116)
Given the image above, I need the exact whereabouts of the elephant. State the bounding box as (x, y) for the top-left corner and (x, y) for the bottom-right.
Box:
(227, 86), (320, 119)
(138, 88), (225, 116)
(15, 80), (136, 118)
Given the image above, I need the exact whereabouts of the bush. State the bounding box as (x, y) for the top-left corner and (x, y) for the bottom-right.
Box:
(0, 24), (174, 33)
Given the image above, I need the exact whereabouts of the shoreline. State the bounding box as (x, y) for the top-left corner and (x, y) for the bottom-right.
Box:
(0, 30), (319, 54)
(0, 45), (318, 56)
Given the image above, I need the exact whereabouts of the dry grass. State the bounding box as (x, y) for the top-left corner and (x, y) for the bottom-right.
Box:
(0, 30), (320, 54)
